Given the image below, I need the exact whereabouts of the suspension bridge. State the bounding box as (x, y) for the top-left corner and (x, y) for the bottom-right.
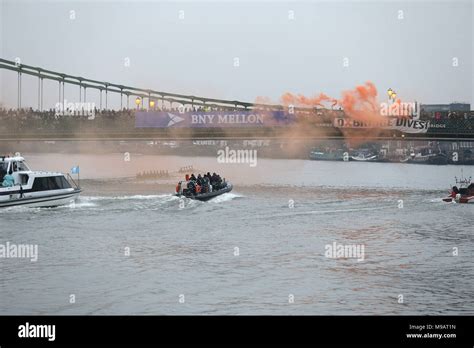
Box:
(0, 58), (473, 141)
(0, 58), (288, 111)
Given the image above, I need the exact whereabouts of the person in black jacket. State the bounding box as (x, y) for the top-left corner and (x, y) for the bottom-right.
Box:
(187, 180), (196, 195)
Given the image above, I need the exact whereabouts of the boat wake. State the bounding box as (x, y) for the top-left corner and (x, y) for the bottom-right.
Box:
(429, 197), (451, 203)
(257, 203), (396, 220)
(209, 192), (243, 203)
(0, 193), (243, 213)
(64, 200), (98, 209)
(73, 194), (180, 210)
(81, 194), (172, 201)
(58, 192), (243, 211)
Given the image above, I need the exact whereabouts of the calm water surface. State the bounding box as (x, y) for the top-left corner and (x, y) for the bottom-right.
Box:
(0, 154), (472, 314)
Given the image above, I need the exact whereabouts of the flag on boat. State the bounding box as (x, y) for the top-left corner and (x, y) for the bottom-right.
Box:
(71, 166), (80, 174)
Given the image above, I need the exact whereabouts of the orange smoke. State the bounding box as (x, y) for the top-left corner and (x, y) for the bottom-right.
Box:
(254, 96), (274, 105)
(253, 81), (391, 145)
(280, 92), (338, 108)
(339, 81), (383, 122)
(263, 81), (386, 123)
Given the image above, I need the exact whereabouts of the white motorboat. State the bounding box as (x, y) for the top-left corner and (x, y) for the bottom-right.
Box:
(350, 152), (379, 162)
(0, 155), (81, 208)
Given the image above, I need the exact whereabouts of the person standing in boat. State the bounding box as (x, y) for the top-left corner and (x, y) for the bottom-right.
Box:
(211, 173), (218, 189)
(187, 180), (196, 195)
(0, 163), (7, 180)
(2, 173), (15, 187)
(215, 173), (223, 190)
(204, 175), (211, 193)
(201, 175), (209, 193)
(451, 186), (459, 198)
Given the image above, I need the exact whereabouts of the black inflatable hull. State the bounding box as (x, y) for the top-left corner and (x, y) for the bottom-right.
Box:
(176, 183), (233, 201)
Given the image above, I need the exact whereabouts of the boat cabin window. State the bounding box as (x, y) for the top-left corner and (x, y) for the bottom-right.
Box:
(19, 174), (29, 185)
(32, 176), (72, 191)
(17, 161), (30, 171)
(0, 162), (8, 178)
(11, 161), (30, 172)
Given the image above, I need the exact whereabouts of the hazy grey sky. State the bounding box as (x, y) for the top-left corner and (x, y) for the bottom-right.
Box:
(0, 0), (472, 109)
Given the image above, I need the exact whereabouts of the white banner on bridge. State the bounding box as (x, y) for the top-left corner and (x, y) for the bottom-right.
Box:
(334, 117), (430, 134)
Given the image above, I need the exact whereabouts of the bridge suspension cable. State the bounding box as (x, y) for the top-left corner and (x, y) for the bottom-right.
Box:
(0, 58), (310, 112)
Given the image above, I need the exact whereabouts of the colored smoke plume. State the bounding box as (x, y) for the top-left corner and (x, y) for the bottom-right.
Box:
(254, 81), (392, 145)
(276, 81), (385, 123)
(338, 81), (383, 122)
(279, 92), (338, 108)
(254, 96), (274, 105)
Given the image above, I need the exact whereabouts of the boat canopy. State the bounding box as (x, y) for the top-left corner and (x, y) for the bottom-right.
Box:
(0, 155), (25, 162)
(0, 156), (31, 175)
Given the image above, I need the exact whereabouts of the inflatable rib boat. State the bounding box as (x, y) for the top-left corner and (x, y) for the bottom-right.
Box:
(175, 182), (233, 201)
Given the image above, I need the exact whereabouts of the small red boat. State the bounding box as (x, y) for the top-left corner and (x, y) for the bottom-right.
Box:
(443, 176), (474, 204)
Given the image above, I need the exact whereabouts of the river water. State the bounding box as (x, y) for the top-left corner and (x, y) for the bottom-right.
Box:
(0, 154), (472, 314)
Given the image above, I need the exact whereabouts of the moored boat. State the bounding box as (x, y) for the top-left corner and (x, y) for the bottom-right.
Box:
(309, 149), (347, 161)
(350, 151), (379, 162)
(0, 155), (81, 208)
(401, 146), (448, 165)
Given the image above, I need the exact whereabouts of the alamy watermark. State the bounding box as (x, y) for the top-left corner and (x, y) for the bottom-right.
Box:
(380, 101), (418, 117)
(325, 242), (365, 262)
(54, 99), (96, 120)
(0, 242), (38, 262)
(18, 322), (55, 341)
(217, 146), (257, 167)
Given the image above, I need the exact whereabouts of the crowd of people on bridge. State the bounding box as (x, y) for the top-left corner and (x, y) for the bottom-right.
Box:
(0, 107), (134, 133)
(1, 105), (474, 135)
(420, 110), (474, 121)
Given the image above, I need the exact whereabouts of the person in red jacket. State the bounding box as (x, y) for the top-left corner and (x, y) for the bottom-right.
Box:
(450, 186), (459, 198)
